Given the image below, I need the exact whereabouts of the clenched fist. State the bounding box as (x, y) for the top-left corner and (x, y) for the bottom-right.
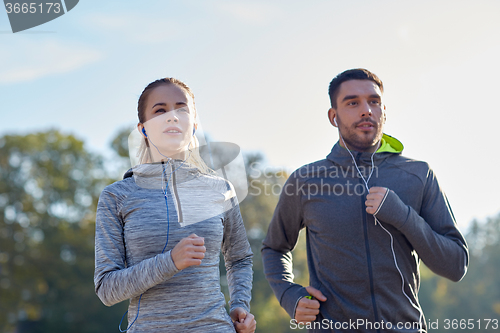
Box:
(171, 233), (206, 270)
(365, 187), (389, 215)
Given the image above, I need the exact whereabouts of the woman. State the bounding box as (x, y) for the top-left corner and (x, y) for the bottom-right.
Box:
(94, 78), (256, 332)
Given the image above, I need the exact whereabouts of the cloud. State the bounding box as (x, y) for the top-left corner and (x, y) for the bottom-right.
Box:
(0, 38), (102, 84)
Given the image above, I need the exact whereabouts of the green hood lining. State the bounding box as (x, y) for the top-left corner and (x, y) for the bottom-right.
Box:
(377, 134), (404, 153)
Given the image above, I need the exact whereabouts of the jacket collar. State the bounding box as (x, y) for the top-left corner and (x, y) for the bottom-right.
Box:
(326, 133), (403, 168)
(123, 160), (200, 188)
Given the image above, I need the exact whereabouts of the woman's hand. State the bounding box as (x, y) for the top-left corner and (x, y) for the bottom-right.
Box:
(170, 233), (206, 270)
(230, 307), (256, 333)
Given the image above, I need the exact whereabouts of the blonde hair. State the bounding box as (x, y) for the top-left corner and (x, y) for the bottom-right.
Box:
(136, 78), (212, 174)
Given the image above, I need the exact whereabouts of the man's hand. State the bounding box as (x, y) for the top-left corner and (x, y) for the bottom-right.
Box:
(230, 307), (256, 333)
(295, 286), (327, 324)
(365, 187), (389, 215)
(171, 233), (206, 270)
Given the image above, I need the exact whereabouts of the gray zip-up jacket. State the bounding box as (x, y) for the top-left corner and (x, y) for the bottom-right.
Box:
(262, 135), (468, 333)
(94, 160), (253, 332)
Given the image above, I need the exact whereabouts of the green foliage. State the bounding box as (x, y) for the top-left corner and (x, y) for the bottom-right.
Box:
(110, 127), (133, 159)
(217, 151), (299, 331)
(240, 156), (289, 331)
(419, 214), (500, 332)
(235, 152), (310, 332)
(0, 130), (127, 333)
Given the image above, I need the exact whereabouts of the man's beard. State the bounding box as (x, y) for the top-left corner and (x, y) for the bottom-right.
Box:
(340, 124), (383, 152)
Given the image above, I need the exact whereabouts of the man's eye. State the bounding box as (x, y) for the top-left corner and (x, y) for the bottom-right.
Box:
(347, 101), (357, 106)
(370, 100), (381, 105)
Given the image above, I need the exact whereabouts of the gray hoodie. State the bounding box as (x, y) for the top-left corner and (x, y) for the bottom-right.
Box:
(94, 160), (253, 332)
(262, 135), (468, 333)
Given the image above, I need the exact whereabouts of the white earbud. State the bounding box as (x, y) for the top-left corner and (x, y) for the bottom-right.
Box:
(334, 118), (338, 126)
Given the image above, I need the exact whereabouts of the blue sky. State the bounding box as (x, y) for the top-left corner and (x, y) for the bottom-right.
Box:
(1, 0), (500, 230)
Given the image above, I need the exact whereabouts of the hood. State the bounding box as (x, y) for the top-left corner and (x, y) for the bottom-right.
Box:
(376, 133), (404, 153)
(327, 133), (404, 168)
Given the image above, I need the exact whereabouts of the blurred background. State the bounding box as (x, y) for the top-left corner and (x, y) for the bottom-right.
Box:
(1, 1), (499, 332)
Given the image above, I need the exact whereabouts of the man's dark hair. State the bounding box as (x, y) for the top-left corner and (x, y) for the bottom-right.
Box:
(328, 68), (384, 108)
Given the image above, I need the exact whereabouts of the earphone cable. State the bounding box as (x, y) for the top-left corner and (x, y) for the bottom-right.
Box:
(118, 160), (174, 332)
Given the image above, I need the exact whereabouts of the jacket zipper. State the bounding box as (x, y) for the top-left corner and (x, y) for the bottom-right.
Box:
(357, 153), (381, 332)
(170, 162), (183, 224)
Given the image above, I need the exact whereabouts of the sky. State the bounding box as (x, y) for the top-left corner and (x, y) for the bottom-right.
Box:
(1, 0), (500, 231)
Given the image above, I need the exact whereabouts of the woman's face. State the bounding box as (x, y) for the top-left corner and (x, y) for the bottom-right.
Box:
(139, 84), (196, 161)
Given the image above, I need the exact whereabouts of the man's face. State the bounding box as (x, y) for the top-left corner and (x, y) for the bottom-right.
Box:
(328, 79), (386, 152)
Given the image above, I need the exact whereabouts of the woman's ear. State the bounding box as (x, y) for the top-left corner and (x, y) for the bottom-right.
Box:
(137, 123), (147, 138)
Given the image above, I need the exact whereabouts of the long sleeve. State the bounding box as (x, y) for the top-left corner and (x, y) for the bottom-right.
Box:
(94, 188), (179, 307)
(221, 185), (254, 313)
(261, 173), (310, 318)
(374, 168), (469, 282)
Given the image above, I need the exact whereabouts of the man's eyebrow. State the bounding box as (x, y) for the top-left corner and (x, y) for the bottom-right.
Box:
(341, 94), (381, 103)
(341, 95), (358, 102)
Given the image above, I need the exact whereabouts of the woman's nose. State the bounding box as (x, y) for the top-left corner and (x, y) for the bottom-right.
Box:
(166, 110), (179, 122)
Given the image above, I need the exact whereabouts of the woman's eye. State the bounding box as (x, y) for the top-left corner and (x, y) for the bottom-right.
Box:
(155, 108), (166, 113)
(178, 107), (189, 113)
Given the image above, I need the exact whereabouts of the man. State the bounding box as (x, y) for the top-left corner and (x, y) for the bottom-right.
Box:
(261, 68), (468, 332)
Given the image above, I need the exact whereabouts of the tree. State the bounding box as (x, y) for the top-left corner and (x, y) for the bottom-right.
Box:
(0, 130), (127, 333)
(221, 151), (310, 333)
